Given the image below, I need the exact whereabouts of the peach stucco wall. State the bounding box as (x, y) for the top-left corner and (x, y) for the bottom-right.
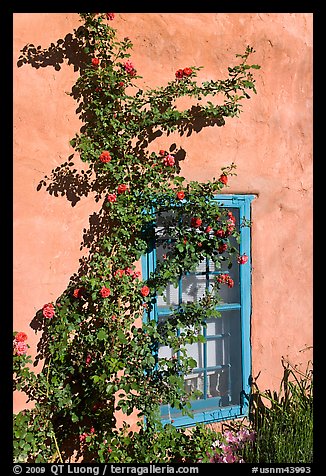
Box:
(13, 13), (313, 415)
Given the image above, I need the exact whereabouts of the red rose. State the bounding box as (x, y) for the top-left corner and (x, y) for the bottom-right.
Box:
(85, 354), (92, 366)
(176, 191), (185, 200)
(106, 13), (115, 20)
(42, 303), (55, 319)
(15, 332), (28, 342)
(73, 288), (83, 298)
(114, 269), (125, 278)
(215, 229), (225, 238)
(205, 226), (212, 233)
(100, 286), (111, 298)
(175, 69), (184, 79)
(159, 149), (166, 156)
(218, 243), (228, 253)
(227, 211), (236, 224)
(183, 67), (192, 76)
(123, 60), (136, 76)
(190, 217), (202, 228)
(217, 274), (234, 288)
(107, 193), (117, 203)
(237, 253), (249, 265)
(118, 81), (124, 88)
(140, 285), (150, 297)
(219, 174), (228, 185)
(99, 151), (111, 163)
(92, 57), (100, 67)
(117, 184), (128, 194)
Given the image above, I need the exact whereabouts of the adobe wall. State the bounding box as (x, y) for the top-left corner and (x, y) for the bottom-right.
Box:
(13, 13), (313, 418)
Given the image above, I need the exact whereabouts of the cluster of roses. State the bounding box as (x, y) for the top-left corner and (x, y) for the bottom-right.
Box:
(79, 426), (95, 443)
(13, 332), (28, 356)
(107, 184), (128, 203)
(209, 428), (256, 463)
(188, 209), (236, 249)
(217, 273), (235, 289)
(92, 56), (136, 77)
(175, 67), (193, 79)
(91, 12), (137, 82)
(114, 267), (141, 280)
(101, 149), (175, 204)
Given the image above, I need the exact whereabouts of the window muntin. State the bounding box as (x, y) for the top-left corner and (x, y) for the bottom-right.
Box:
(142, 195), (254, 426)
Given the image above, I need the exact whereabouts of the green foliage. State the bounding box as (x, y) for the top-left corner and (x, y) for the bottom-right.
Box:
(243, 359), (313, 463)
(14, 13), (260, 462)
(83, 422), (221, 463)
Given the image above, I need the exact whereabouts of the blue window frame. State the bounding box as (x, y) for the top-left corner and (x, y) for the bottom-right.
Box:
(141, 194), (254, 427)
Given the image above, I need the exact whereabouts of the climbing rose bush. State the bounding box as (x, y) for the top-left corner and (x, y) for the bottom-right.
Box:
(13, 12), (259, 463)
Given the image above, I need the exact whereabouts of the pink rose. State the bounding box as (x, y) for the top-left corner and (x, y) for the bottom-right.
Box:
(237, 254), (249, 265)
(14, 341), (28, 356)
(42, 303), (55, 319)
(163, 154), (175, 167)
(123, 60), (136, 76)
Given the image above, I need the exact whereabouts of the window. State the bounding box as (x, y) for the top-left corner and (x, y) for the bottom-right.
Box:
(141, 194), (254, 427)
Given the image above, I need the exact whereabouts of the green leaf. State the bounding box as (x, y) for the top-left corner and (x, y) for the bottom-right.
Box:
(117, 329), (128, 344)
(25, 433), (34, 443)
(250, 64), (261, 69)
(71, 413), (79, 423)
(97, 329), (107, 341)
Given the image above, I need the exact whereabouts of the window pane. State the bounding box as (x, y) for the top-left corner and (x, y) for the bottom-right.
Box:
(206, 317), (223, 336)
(184, 341), (203, 368)
(207, 368), (231, 403)
(184, 372), (205, 397)
(158, 344), (173, 360)
(181, 274), (206, 303)
(157, 283), (179, 307)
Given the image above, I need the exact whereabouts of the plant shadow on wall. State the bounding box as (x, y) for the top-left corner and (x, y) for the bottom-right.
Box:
(14, 13), (261, 463)
(18, 34), (224, 209)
